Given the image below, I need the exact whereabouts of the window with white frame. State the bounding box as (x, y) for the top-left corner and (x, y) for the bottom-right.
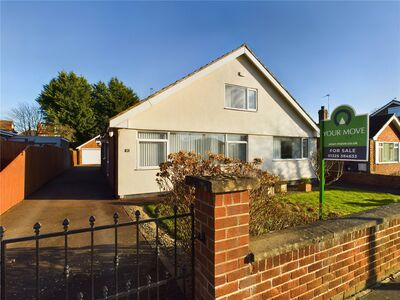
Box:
(226, 134), (247, 161)
(138, 132), (168, 168)
(225, 84), (257, 111)
(377, 142), (399, 163)
(138, 131), (248, 168)
(273, 137), (309, 159)
(170, 132), (225, 157)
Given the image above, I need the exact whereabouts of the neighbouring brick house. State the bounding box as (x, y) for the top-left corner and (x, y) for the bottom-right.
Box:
(371, 98), (400, 117)
(345, 100), (400, 176)
(368, 114), (400, 175)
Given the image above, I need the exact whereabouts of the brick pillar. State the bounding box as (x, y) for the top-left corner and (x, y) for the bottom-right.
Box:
(186, 175), (260, 300)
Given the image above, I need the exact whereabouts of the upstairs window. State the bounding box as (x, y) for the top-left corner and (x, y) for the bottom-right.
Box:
(225, 85), (257, 111)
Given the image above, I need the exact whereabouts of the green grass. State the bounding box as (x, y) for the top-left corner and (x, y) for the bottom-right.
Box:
(287, 188), (400, 216)
(144, 204), (182, 239)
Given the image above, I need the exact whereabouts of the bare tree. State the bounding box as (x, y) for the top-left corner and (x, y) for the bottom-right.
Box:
(310, 151), (344, 185)
(9, 103), (43, 135)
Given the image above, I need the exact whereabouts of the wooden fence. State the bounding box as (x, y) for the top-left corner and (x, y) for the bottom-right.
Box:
(0, 140), (31, 170)
(0, 144), (69, 215)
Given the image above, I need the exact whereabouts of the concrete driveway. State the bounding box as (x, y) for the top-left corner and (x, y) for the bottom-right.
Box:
(1, 166), (127, 238)
(0, 167), (163, 300)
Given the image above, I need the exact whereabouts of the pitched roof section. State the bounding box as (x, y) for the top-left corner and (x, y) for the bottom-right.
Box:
(370, 114), (400, 140)
(76, 135), (100, 149)
(110, 44), (319, 133)
(371, 99), (400, 117)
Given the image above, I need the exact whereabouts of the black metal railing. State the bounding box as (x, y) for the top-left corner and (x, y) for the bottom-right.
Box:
(0, 204), (195, 300)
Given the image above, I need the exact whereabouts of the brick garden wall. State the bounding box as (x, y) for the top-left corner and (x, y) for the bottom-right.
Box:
(186, 176), (400, 300)
(340, 172), (400, 189)
(247, 213), (400, 300)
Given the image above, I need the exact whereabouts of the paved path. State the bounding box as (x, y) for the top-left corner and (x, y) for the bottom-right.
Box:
(0, 167), (165, 300)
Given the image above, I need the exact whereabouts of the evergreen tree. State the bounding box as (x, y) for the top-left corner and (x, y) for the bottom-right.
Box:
(92, 77), (140, 132)
(37, 71), (96, 145)
(92, 81), (113, 133)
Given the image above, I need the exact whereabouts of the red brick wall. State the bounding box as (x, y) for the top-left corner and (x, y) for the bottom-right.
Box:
(340, 172), (400, 189)
(370, 122), (400, 175)
(245, 223), (400, 300)
(189, 176), (400, 300)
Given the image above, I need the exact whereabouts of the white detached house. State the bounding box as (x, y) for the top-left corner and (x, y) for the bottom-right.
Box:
(102, 44), (319, 198)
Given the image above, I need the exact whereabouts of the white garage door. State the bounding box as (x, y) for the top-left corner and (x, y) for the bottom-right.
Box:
(82, 148), (101, 165)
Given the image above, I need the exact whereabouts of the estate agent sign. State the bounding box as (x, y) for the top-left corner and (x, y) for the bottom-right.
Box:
(318, 105), (369, 220)
(322, 105), (369, 161)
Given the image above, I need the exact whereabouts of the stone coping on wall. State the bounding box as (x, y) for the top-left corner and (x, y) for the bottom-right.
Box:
(185, 175), (260, 193)
(250, 203), (400, 261)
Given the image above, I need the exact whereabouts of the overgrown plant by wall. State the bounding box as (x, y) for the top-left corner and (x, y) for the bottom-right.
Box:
(156, 151), (316, 238)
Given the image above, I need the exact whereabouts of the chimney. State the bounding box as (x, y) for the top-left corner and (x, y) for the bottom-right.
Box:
(318, 106), (328, 124)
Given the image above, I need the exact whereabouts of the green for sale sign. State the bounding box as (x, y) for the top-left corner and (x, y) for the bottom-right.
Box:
(322, 105), (369, 161)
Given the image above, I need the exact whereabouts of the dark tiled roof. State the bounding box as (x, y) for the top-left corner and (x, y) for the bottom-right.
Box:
(369, 114), (396, 137)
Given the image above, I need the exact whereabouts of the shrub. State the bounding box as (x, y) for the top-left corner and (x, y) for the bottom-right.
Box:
(156, 151), (316, 240)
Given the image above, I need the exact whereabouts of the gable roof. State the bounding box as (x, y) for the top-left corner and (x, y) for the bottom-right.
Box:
(370, 114), (400, 140)
(110, 44), (319, 133)
(76, 135), (100, 149)
(370, 99), (400, 117)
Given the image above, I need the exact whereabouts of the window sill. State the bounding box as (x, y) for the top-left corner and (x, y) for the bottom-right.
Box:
(376, 161), (400, 165)
(224, 107), (257, 112)
(135, 167), (160, 171)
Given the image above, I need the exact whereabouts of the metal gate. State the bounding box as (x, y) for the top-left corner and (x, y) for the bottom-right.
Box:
(0, 205), (195, 300)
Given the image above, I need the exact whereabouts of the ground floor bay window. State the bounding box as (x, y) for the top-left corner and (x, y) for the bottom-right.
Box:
(377, 142), (400, 163)
(138, 131), (248, 168)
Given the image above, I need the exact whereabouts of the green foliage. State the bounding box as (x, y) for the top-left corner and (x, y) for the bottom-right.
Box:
(156, 151), (315, 240)
(301, 177), (311, 184)
(92, 81), (112, 133)
(37, 71), (140, 145)
(92, 78), (139, 132)
(288, 188), (400, 217)
(37, 71), (96, 144)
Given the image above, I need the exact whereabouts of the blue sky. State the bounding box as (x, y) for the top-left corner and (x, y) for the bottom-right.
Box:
(1, 1), (399, 121)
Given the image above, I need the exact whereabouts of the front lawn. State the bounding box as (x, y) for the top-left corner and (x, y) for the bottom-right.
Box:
(287, 188), (400, 217)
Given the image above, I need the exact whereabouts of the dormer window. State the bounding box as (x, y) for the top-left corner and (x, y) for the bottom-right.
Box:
(225, 84), (257, 111)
